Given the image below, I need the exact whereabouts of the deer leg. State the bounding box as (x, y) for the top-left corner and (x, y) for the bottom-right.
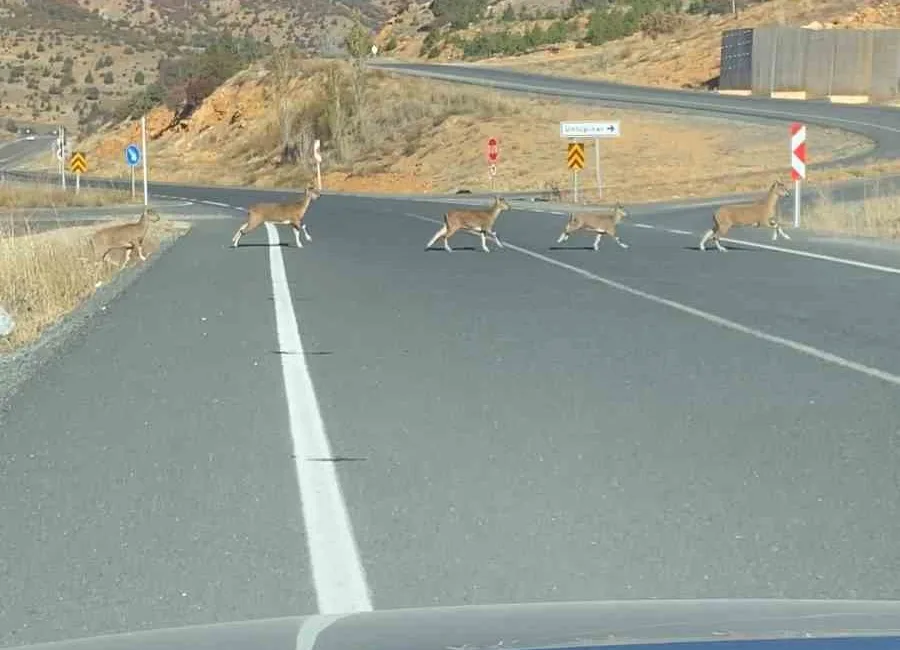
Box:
(290, 224), (304, 248)
(713, 235), (728, 252)
(136, 241), (147, 261)
(426, 225), (447, 250)
(699, 229), (714, 251)
(121, 246), (133, 268)
(556, 228), (570, 244)
(613, 234), (629, 249)
(231, 222), (249, 248)
(301, 222), (311, 242)
(593, 232), (604, 251)
(490, 230), (503, 249)
(479, 230), (490, 253)
(777, 225), (791, 240)
(443, 225), (459, 252)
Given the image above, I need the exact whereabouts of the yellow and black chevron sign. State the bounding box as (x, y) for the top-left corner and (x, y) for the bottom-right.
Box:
(567, 142), (585, 171)
(69, 151), (87, 174)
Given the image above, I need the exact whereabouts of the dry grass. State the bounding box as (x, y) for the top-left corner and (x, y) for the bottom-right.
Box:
(0, 217), (190, 351)
(56, 60), (875, 202)
(803, 189), (900, 239)
(0, 182), (137, 209)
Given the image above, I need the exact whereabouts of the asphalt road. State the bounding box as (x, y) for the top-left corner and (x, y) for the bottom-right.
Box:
(3, 188), (900, 647)
(4, 64), (900, 648)
(0, 136), (55, 171)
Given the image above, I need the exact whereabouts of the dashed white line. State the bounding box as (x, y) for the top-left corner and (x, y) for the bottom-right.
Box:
(405, 211), (900, 388)
(265, 222), (373, 615)
(666, 228), (693, 235)
(633, 223), (656, 229)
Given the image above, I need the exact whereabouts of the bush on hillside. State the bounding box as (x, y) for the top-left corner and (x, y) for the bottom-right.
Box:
(585, 0), (681, 46)
(639, 10), (686, 37)
(454, 20), (572, 58)
(103, 33), (269, 125)
(431, 0), (490, 28)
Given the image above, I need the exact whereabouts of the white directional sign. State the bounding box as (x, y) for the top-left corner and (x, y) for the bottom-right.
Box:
(560, 121), (621, 139)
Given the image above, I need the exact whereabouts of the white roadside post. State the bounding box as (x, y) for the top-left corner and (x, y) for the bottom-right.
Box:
(141, 115), (149, 206)
(58, 126), (67, 190)
(560, 121), (620, 202)
(486, 137), (499, 191)
(313, 139), (323, 190)
(791, 122), (806, 228)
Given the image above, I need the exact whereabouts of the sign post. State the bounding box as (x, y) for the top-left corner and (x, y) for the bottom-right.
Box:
(125, 143), (141, 199)
(791, 122), (806, 228)
(56, 126), (67, 190)
(141, 115), (149, 206)
(69, 151), (87, 194)
(313, 139), (322, 190)
(487, 136), (499, 191)
(560, 121), (620, 201)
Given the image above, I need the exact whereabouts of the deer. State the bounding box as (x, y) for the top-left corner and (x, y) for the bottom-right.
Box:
(556, 202), (629, 250)
(699, 180), (792, 252)
(425, 196), (511, 253)
(231, 186), (320, 249)
(89, 208), (161, 268)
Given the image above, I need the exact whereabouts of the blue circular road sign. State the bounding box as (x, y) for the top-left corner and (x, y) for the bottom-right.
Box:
(125, 144), (141, 167)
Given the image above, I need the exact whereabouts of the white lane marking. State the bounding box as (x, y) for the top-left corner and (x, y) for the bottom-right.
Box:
(405, 211), (900, 388)
(633, 223), (655, 229)
(647, 226), (900, 276)
(295, 613), (350, 650)
(202, 200), (232, 208)
(718, 236), (900, 275)
(265, 222), (373, 614)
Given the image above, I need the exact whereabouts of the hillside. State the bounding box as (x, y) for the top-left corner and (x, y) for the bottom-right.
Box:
(14, 0), (900, 203)
(45, 54), (878, 203)
(0, 0), (394, 130)
(376, 0), (900, 93)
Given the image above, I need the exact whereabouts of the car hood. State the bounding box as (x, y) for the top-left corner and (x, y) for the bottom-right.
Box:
(9, 599), (900, 650)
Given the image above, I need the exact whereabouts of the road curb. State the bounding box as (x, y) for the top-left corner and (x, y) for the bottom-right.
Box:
(0, 228), (189, 408)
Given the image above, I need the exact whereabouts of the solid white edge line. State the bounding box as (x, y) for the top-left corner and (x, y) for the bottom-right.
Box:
(718, 236), (900, 276)
(265, 222), (374, 615)
(295, 613), (351, 650)
(404, 212), (900, 389)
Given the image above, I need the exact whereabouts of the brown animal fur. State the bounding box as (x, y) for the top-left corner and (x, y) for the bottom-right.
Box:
(699, 180), (791, 252)
(557, 202), (629, 250)
(90, 208), (161, 267)
(425, 196), (511, 252)
(232, 187), (320, 248)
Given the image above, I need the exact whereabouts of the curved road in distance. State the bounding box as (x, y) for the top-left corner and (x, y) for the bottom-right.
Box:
(370, 61), (900, 169)
(4, 69), (900, 647)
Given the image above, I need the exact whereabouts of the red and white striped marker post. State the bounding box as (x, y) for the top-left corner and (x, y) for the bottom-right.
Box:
(791, 122), (806, 227)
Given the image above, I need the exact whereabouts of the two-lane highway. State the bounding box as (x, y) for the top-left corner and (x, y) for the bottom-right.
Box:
(3, 191), (900, 647)
(5, 62), (900, 648)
